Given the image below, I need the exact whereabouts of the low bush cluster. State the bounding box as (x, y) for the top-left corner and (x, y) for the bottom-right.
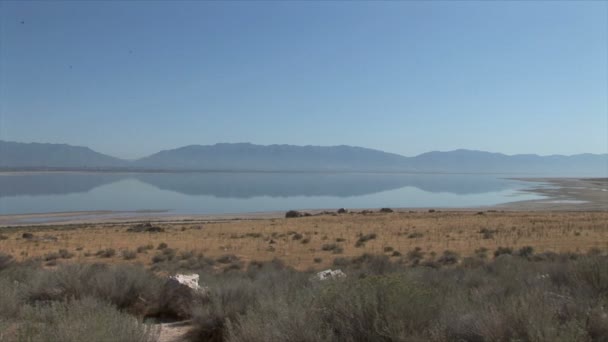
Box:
(189, 252), (608, 342)
(1, 248), (607, 342)
(0, 260), (163, 341)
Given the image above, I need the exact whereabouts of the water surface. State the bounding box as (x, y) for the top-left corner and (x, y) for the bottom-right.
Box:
(0, 172), (544, 215)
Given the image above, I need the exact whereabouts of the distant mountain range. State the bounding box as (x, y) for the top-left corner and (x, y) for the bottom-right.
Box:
(0, 141), (125, 168)
(1, 140), (606, 175)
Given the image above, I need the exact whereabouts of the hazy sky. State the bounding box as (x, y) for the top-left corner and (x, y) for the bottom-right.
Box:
(1, 1), (606, 159)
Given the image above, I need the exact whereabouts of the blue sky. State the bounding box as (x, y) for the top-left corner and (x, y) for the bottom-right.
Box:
(1, 1), (606, 159)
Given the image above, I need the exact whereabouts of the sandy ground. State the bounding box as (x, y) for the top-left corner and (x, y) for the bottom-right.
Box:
(494, 177), (608, 211)
(0, 177), (605, 227)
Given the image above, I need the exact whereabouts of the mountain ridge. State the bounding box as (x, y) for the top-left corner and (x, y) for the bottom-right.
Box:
(1, 140), (606, 174)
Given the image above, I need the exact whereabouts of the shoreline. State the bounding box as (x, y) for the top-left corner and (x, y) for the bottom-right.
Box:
(0, 177), (605, 227)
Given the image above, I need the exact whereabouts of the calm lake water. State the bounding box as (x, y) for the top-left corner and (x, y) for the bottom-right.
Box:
(0, 172), (545, 215)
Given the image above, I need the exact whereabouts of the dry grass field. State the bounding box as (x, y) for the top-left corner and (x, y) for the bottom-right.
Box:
(2, 210), (607, 270)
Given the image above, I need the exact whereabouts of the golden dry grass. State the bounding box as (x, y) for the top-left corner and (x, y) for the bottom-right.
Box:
(2, 210), (608, 270)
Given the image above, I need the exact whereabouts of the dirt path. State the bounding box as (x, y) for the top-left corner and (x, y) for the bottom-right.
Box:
(157, 321), (191, 342)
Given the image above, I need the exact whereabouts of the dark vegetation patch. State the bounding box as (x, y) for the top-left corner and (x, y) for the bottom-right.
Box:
(0, 252), (14, 270)
(127, 222), (165, 233)
(408, 232), (424, 239)
(216, 254), (239, 264)
(137, 244), (154, 253)
(95, 248), (116, 258)
(437, 250), (460, 265)
(494, 246), (513, 257)
(122, 249), (137, 260)
(355, 233), (377, 247)
(479, 227), (497, 239)
(321, 244), (344, 254)
(285, 210), (302, 218)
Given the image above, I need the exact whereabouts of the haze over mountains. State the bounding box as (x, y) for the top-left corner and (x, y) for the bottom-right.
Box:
(1, 140), (606, 175)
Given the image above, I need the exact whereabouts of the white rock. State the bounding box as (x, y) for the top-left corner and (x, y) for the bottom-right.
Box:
(168, 274), (206, 293)
(315, 269), (346, 281)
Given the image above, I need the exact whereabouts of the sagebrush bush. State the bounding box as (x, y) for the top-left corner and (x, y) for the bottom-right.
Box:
(122, 249), (137, 260)
(96, 248), (116, 258)
(17, 297), (159, 342)
(316, 274), (440, 340)
(437, 250), (460, 265)
(25, 263), (163, 315)
(0, 277), (20, 320)
(494, 246), (513, 257)
(0, 253), (13, 271)
(226, 289), (330, 342)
